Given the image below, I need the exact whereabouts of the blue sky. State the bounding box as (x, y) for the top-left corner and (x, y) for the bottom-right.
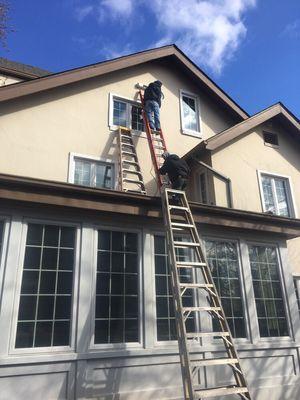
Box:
(2, 0), (300, 118)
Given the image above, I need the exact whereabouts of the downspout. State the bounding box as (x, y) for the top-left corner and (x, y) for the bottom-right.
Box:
(192, 159), (234, 208)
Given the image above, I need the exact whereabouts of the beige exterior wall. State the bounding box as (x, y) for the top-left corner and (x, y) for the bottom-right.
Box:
(0, 74), (22, 86)
(0, 60), (235, 196)
(210, 122), (300, 273)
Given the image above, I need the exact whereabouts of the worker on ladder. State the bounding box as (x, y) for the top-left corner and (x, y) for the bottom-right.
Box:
(144, 80), (163, 132)
(159, 151), (190, 199)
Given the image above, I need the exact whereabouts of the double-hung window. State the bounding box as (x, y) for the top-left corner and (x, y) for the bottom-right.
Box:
(71, 155), (115, 189)
(180, 90), (201, 136)
(15, 223), (76, 348)
(110, 95), (144, 131)
(259, 172), (294, 217)
(248, 244), (288, 337)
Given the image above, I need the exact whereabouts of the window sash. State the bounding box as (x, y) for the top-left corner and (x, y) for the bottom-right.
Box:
(112, 98), (144, 131)
(248, 244), (288, 337)
(95, 229), (140, 345)
(261, 174), (292, 217)
(74, 158), (114, 189)
(180, 92), (200, 134)
(205, 240), (247, 338)
(15, 223), (77, 349)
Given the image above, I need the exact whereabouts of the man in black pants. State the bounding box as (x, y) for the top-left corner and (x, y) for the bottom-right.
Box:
(159, 152), (190, 196)
(144, 80), (163, 131)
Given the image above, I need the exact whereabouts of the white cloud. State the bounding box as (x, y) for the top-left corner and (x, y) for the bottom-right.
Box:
(282, 19), (300, 39)
(74, 0), (256, 74)
(75, 5), (93, 22)
(150, 0), (256, 74)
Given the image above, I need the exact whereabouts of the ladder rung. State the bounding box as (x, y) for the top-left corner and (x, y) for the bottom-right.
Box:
(169, 206), (189, 211)
(123, 169), (142, 175)
(121, 151), (137, 157)
(154, 145), (164, 150)
(120, 133), (132, 138)
(195, 386), (248, 398)
(123, 178), (145, 184)
(186, 332), (230, 338)
(183, 307), (221, 312)
(176, 262), (207, 268)
(191, 358), (238, 367)
(173, 241), (200, 248)
(119, 127), (131, 131)
(179, 283), (213, 289)
(171, 222), (194, 229)
(121, 143), (135, 148)
(152, 137), (163, 142)
(122, 160), (139, 165)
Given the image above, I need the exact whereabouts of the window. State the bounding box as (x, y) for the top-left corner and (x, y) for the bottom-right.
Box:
(259, 173), (294, 217)
(95, 230), (139, 344)
(248, 245), (288, 337)
(205, 240), (246, 338)
(111, 96), (144, 131)
(154, 236), (195, 341)
(15, 223), (76, 348)
(263, 131), (279, 147)
(180, 91), (200, 136)
(73, 157), (114, 189)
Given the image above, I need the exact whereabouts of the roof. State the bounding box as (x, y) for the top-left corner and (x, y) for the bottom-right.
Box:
(0, 57), (51, 79)
(184, 102), (300, 160)
(0, 173), (299, 238)
(0, 45), (248, 121)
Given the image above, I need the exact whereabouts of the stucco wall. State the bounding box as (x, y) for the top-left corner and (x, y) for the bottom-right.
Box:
(210, 122), (300, 273)
(0, 60), (236, 196)
(0, 74), (22, 86)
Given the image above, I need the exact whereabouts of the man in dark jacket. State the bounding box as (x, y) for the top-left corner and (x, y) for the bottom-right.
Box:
(159, 152), (190, 191)
(144, 80), (163, 131)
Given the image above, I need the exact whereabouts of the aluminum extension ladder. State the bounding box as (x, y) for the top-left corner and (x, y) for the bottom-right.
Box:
(161, 188), (251, 399)
(137, 85), (251, 399)
(117, 126), (146, 194)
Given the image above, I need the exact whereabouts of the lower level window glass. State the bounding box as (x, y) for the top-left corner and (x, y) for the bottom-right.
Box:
(249, 245), (288, 337)
(0, 221), (4, 259)
(15, 223), (76, 348)
(154, 236), (195, 341)
(205, 240), (246, 338)
(95, 230), (139, 344)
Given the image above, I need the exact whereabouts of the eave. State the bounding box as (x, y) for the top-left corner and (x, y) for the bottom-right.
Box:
(0, 174), (300, 239)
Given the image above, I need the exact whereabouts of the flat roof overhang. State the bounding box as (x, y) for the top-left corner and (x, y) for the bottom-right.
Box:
(0, 174), (300, 239)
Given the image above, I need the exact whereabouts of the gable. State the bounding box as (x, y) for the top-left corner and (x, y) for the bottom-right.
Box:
(0, 45), (248, 122)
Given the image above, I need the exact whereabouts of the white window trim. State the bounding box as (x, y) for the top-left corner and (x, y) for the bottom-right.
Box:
(203, 236), (250, 344)
(68, 152), (117, 190)
(0, 217), (10, 305)
(179, 89), (202, 138)
(108, 92), (145, 134)
(9, 218), (81, 355)
(246, 240), (292, 342)
(90, 225), (143, 351)
(257, 170), (297, 218)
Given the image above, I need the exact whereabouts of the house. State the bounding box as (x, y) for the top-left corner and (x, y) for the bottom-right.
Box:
(0, 45), (299, 399)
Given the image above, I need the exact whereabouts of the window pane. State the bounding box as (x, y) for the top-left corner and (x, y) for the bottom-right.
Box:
(95, 163), (113, 189)
(249, 245), (288, 337)
(95, 230), (139, 344)
(205, 241), (246, 338)
(15, 224), (76, 348)
(74, 159), (92, 186)
(274, 178), (290, 216)
(182, 95), (198, 132)
(262, 176), (276, 213)
(131, 105), (144, 131)
(113, 100), (127, 127)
